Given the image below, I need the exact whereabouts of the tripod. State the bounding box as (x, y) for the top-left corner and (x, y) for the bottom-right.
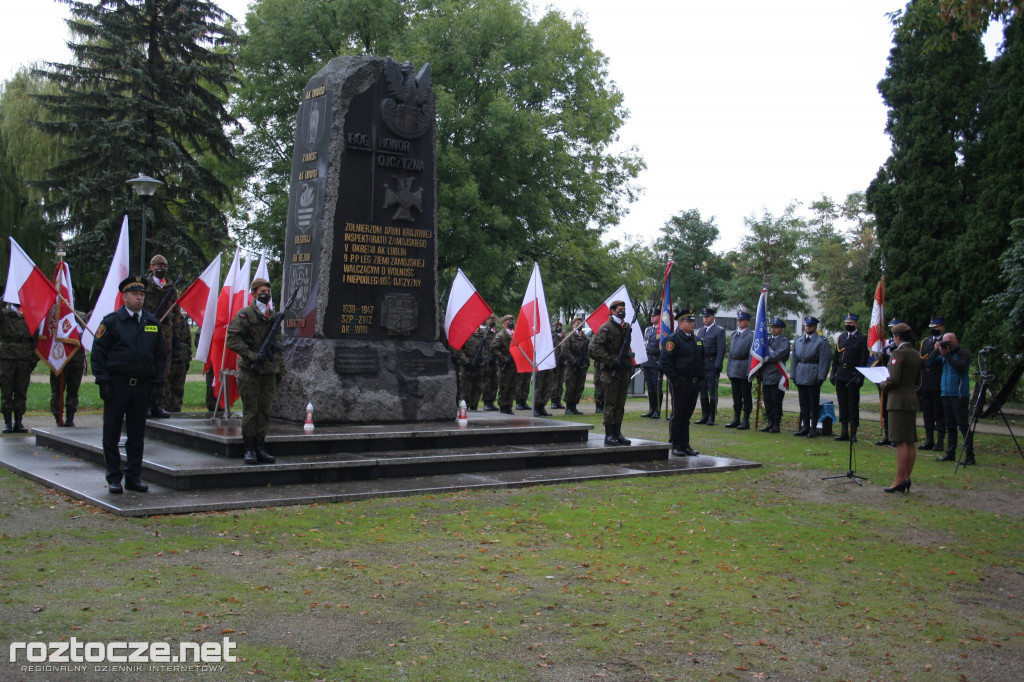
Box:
(823, 426), (869, 486)
(955, 349), (1023, 473)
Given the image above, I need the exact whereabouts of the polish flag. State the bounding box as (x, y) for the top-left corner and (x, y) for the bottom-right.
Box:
(36, 261), (82, 375)
(235, 254), (252, 315)
(584, 285), (648, 366)
(208, 251), (242, 407)
(444, 269), (493, 350)
(511, 263), (556, 373)
(176, 253), (222, 363)
(83, 216), (130, 351)
(249, 251), (269, 306)
(4, 237), (60, 335)
(866, 276), (885, 355)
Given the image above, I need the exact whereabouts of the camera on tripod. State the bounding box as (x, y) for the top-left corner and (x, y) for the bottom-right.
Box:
(979, 346), (996, 355)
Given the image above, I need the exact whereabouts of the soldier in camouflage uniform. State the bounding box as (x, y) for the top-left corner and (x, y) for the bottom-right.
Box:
(1, 302), (38, 433)
(491, 315), (518, 414)
(458, 324), (492, 410)
(480, 315), (500, 411)
(589, 300), (634, 445)
(561, 316), (589, 415)
(226, 278), (284, 465)
(549, 320), (566, 409)
(163, 313), (193, 413)
(49, 310), (86, 427)
(142, 254), (181, 417)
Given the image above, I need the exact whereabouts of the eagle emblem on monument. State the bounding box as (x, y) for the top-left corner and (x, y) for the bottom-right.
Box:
(380, 57), (434, 139)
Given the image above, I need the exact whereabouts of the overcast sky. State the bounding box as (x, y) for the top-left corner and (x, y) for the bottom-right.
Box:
(0, 0), (1001, 252)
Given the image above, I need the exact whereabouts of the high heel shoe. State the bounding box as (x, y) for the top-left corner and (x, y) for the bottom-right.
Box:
(883, 479), (911, 494)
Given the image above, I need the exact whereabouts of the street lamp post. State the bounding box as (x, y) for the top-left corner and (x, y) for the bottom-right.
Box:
(126, 173), (165, 275)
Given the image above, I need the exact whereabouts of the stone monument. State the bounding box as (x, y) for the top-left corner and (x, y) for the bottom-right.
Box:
(271, 56), (456, 424)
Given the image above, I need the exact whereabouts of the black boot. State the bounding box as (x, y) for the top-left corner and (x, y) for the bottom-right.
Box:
(595, 402), (604, 414)
(760, 420), (773, 432)
(243, 438), (258, 465)
(533, 401), (551, 417)
(12, 413), (28, 434)
(499, 406), (513, 415)
(919, 430), (934, 450)
(807, 424), (818, 438)
(736, 411), (750, 430)
(793, 418), (809, 437)
(937, 448), (956, 462)
(834, 424), (849, 441)
(604, 426), (619, 446)
(550, 399), (564, 410)
(964, 448), (976, 466)
(516, 400), (529, 411)
(2, 412), (11, 433)
(615, 424), (631, 446)
(64, 410), (76, 428)
(724, 411), (741, 428)
(565, 404), (582, 416)
(483, 401), (498, 412)
(255, 437), (276, 464)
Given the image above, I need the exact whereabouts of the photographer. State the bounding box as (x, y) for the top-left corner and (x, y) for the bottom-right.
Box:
(927, 333), (974, 465)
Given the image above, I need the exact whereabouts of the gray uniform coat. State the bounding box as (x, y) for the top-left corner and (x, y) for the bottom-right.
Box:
(790, 333), (831, 386)
(726, 328), (754, 380)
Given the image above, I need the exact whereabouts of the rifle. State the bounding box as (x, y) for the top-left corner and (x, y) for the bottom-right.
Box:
(464, 327), (493, 376)
(609, 311), (637, 381)
(250, 286), (300, 374)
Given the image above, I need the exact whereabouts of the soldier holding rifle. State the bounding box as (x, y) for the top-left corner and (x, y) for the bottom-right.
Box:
(226, 278), (286, 465)
(589, 300), (634, 446)
(561, 316), (589, 416)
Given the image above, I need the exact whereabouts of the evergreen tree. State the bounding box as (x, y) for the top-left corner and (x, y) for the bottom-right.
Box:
(865, 2), (986, 333)
(34, 0), (238, 292)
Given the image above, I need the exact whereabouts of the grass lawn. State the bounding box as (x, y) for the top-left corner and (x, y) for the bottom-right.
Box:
(2, 389), (1022, 680)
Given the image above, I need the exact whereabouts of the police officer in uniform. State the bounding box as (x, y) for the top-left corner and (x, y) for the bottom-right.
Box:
(830, 312), (869, 442)
(142, 254), (181, 417)
(1, 301), (38, 434)
(725, 310), (754, 430)
(641, 313), (663, 419)
(695, 307), (725, 425)
(917, 316), (947, 451)
(561, 316), (589, 415)
(226, 278), (284, 465)
(589, 300), (634, 446)
(759, 318), (790, 433)
(790, 316), (831, 438)
(659, 307), (704, 456)
(92, 277), (166, 493)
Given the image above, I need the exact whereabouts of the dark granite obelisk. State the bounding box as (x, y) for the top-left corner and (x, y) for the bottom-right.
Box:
(272, 56), (456, 424)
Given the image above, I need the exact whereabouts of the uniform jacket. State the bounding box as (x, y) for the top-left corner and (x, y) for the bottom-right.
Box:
(658, 329), (704, 383)
(927, 345), (971, 398)
(0, 307), (38, 360)
(696, 323), (725, 373)
(642, 325), (661, 368)
(91, 306), (167, 385)
(563, 328), (590, 371)
(881, 342), (922, 411)
(458, 327), (492, 372)
(589, 317), (633, 384)
(489, 328), (515, 372)
(762, 333), (790, 386)
(790, 332), (831, 385)
(226, 303), (285, 375)
(143, 275), (181, 344)
(918, 333), (945, 391)
(832, 330), (869, 382)
(726, 327), (754, 380)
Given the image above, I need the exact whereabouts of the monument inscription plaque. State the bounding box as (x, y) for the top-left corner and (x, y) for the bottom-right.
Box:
(273, 56), (456, 424)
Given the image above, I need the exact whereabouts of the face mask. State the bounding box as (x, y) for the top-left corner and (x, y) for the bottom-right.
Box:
(154, 268), (166, 279)
(614, 310), (626, 320)
(257, 293), (271, 304)
(845, 325), (856, 333)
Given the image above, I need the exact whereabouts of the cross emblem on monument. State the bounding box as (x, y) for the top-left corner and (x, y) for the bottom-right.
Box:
(383, 176), (423, 221)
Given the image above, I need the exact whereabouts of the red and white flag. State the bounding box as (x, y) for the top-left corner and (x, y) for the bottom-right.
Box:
(4, 237), (60, 335)
(83, 216), (131, 351)
(249, 251), (269, 306)
(207, 251), (242, 408)
(585, 285), (648, 366)
(176, 252), (222, 363)
(866, 276), (885, 355)
(444, 269), (494, 351)
(511, 263), (556, 373)
(36, 261), (82, 375)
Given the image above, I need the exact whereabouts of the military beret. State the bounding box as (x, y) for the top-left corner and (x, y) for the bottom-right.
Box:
(250, 277), (271, 292)
(609, 300), (625, 310)
(502, 314), (514, 323)
(149, 254), (168, 266)
(891, 322), (911, 334)
(119, 276), (146, 293)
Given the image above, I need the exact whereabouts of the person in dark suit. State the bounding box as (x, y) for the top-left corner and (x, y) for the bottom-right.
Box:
(759, 319), (790, 433)
(91, 277), (167, 494)
(695, 307), (725, 425)
(660, 307), (704, 456)
(917, 316), (947, 451)
(830, 312), (870, 442)
(724, 310), (754, 429)
(879, 323), (922, 493)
